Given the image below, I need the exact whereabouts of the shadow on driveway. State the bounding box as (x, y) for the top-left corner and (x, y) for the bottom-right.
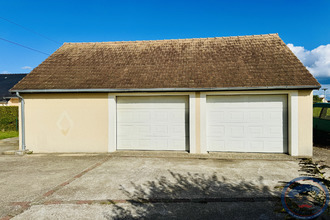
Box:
(4, 153), (329, 219)
(108, 171), (285, 219)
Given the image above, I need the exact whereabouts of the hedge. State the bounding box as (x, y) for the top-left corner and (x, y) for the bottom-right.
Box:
(0, 106), (19, 131)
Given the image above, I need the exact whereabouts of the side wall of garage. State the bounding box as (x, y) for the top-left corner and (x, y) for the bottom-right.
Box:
(298, 90), (313, 157)
(21, 93), (109, 153)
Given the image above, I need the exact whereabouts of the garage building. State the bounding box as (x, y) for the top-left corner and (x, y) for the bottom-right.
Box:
(11, 34), (320, 156)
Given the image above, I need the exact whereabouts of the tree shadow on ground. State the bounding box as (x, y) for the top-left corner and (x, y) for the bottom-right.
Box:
(298, 158), (330, 188)
(105, 171), (288, 220)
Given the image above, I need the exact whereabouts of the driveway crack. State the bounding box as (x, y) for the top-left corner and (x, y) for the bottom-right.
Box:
(2, 156), (111, 220)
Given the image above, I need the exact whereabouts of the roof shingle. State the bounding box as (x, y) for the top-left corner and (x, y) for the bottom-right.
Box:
(12, 34), (320, 91)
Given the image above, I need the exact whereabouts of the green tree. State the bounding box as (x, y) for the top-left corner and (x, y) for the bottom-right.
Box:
(313, 95), (322, 103)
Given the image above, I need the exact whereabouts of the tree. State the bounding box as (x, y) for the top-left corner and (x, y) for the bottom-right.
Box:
(313, 95), (322, 103)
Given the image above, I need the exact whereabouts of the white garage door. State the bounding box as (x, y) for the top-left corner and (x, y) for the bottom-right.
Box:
(207, 95), (287, 153)
(117, 96), (188, 151)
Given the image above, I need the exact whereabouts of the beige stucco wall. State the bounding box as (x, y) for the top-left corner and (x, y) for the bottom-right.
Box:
(8, 98), (21, 106)
(298, 90), (313, 157)
(0, 98), (20, 106)
(22, 93), (108, 153)
(19, 100), (22, 149)
(19, 90), (314, 156)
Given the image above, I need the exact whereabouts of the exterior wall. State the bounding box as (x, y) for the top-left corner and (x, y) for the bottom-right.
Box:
(0, 98), (20, 106)
(7, 98), (20, 106)
(20, 90), (313, 156)
(22, 93), (108, 153)
(298, 90), (313, 157)
(19, 100), (22, 150)
(195, 92), (201, 153)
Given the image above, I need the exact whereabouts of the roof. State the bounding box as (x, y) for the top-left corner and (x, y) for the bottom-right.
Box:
(12, 34), (320, 92)
(0, 74), (27, 101)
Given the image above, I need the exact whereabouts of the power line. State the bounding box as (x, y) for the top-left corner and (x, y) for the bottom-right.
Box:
(0, 37), (50, 56)
(0, 16), (60, 44)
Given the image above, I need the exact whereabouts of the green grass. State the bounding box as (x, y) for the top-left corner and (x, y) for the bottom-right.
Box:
(0, 131), (19, 140)
(313, 107), (322, 118)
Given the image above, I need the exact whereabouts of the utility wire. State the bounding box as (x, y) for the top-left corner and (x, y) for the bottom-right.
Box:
(0, 37), (50, 56)
(0, 16), (60, 44)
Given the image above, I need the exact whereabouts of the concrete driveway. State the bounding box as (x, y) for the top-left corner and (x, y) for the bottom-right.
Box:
(1, 151), (329, 220)
(0, 137), (19, 155)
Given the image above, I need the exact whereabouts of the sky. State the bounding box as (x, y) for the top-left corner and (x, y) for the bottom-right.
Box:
(0, 0), (329, 98)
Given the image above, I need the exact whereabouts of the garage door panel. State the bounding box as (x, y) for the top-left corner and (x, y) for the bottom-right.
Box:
(269, 111), (283, 120)
(207, 125), (225, 136)
(169, 112), (186, 122)
(150, 125), (168, 136)
(227, 141), (245, 151)
(170, 125), (187, 136)
(207, 95), (288, 153)
(169, 139), (186, 149)
(117, 139), (186, 151)
(265, 140), (284, 150)
(228, 126), (244, 137)
(118, 125), (186, 138)
(247, 112), (263, 120)
(117, 111), (151, 123)
(117, 111), (134, 122)
(208, 111), (225, 124)
(269, 126), (283, 136)
(207, 140), (225, 150)
(227, 112), (245, 121)
(117, 126), (135, 136)
(248, 126), (263, 137)
(249, 141), (264, 151)
(117, 96), (188, 151)
(209, 110), (285, 123)
(152, 112), (168, 121)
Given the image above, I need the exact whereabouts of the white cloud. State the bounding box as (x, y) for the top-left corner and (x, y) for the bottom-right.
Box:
(287, 43), (330, 78)
(21, 66), (32, 70)
(1, 71), (10, 74)
(313, 84), (330, 100)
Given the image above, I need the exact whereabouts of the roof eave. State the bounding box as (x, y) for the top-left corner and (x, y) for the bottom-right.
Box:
(11, 85), (321, 93)
(3, 96), (18, 99)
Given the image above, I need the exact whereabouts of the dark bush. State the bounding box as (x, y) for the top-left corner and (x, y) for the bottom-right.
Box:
(0, 106), (18, 131)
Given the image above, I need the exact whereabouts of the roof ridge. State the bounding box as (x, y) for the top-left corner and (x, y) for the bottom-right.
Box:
(63, 33), (280, 45)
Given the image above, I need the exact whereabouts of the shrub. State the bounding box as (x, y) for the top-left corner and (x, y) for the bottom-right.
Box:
(313, 95), (323, 103)
(0, 106), (19, 131)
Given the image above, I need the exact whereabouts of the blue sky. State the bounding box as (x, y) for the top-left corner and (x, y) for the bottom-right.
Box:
(0, 0), (329, 97)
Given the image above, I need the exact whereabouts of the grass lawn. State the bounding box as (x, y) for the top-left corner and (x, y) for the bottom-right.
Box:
(0, 131), (19, 140)
(313, 107), (323, 118)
